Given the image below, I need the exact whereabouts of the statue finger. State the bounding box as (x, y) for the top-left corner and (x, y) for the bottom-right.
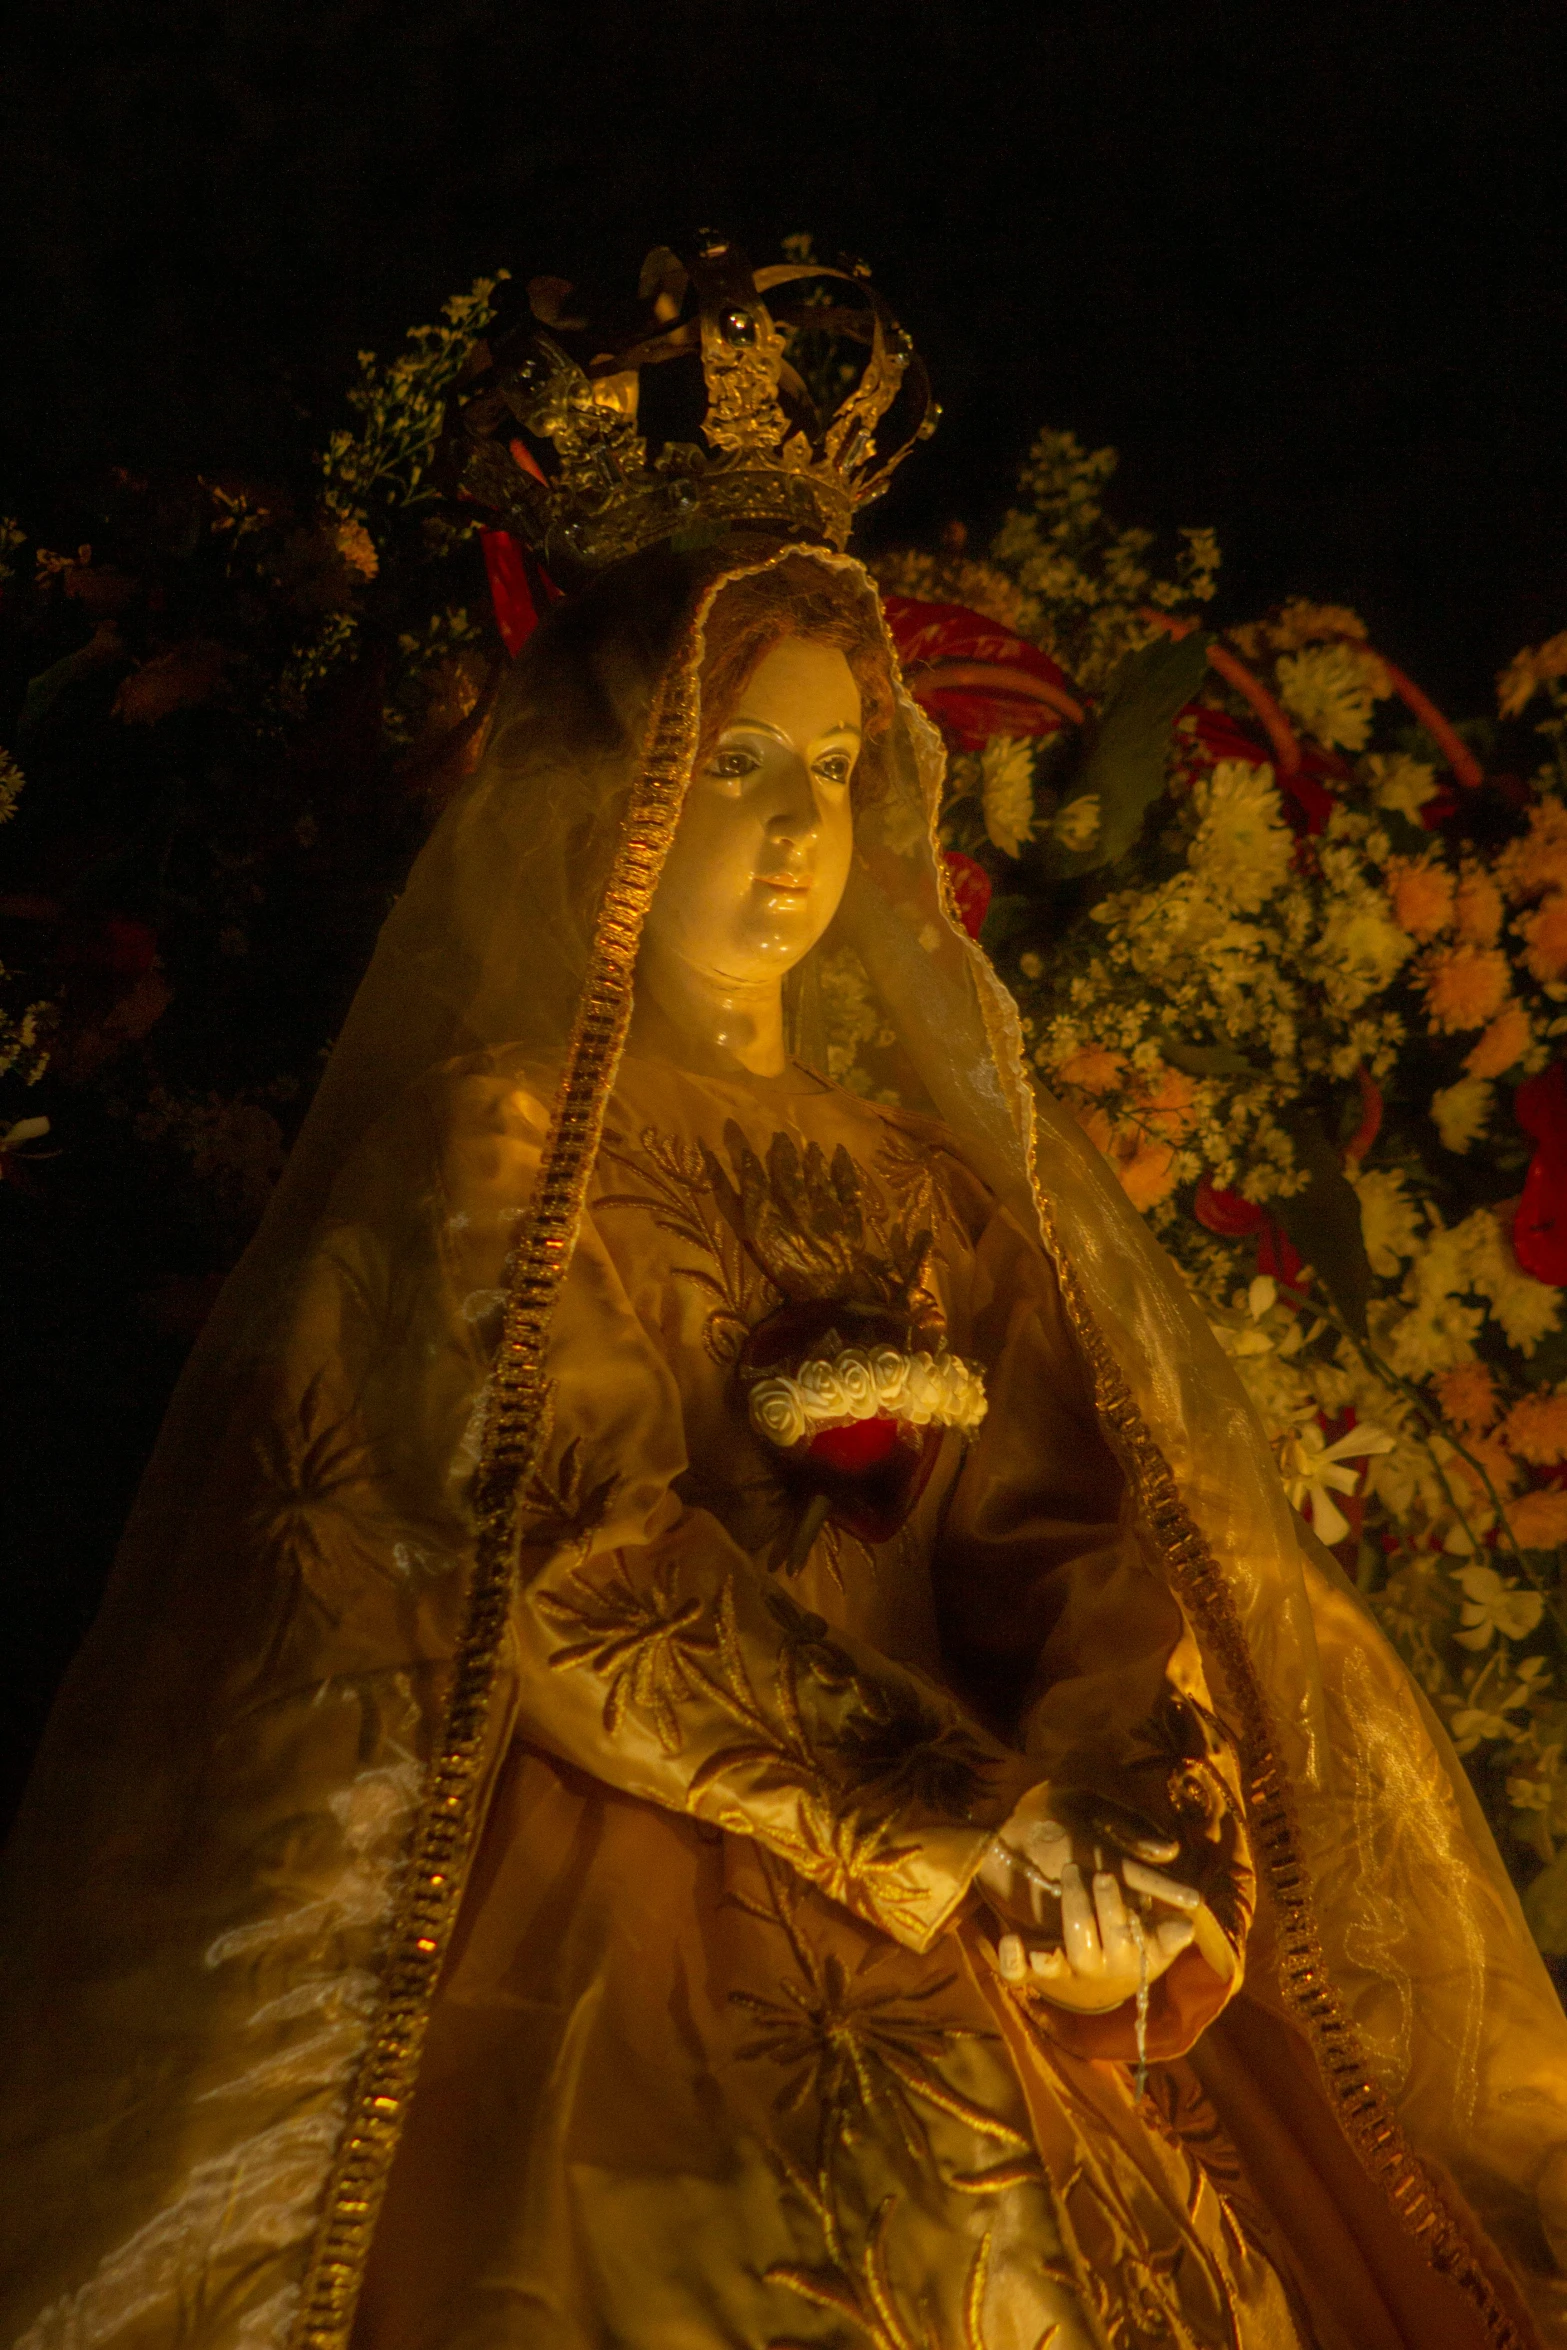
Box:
(1093, 1870), (1134, 1972)
(1155, 1916), (1196, 1962)
(1093, 1805), (1181, 1867)
(998, 1932), (1028, 1983)
(1121, 1857), (1200, 1912)
(1030, 1944), (1069, 1983)
(1059, 1860), (1103, 1975)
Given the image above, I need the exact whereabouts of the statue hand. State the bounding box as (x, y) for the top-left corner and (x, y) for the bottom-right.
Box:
(974, 1783), (1209, 2015)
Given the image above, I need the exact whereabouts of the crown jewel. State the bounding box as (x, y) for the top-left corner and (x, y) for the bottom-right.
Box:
(444, 237), (936, 579)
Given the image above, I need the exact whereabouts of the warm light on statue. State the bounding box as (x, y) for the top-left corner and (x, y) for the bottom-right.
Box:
(2, 234), (1565, 2350)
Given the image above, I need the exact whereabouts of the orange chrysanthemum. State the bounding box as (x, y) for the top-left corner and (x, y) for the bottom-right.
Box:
(1423, 946), (1511, 1034)
(1133, 1067), (1200, 1141)
(1116, 1138), (1180, 1212)
(1436, 1361), (1500, 1434)
(1453, 1434), (1522, 1502)
(1507, 1488), (1567, 1551)
(1055, 1043), (1126, 1096)
(1069, 1100), (1116, 1157)
(1496, 800), (1567, 900)
(1520, 891), (1567, 983)
(1453, 867), (1503, 947)
(1501, 1394), (1567, 1466)
(1386, 858), (1455, 940)
(1465, 1002), (1530, 1079)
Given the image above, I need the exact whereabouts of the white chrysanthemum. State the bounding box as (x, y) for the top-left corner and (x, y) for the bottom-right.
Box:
(1361, 751), (1438, 820)
(815, 946), (886, 1087)
(1052, 794), (1101, 851)
(1313, 886), (1413, 1012)
(1431, 1075), (1492, 1154)
(874, 785), (931, 859)
(1460, 1208), (1563, 1355)
(1275, 642), (1388, 752)
(1351, 1167), (1423, 1276)
(1188, 760), (1293, 911)
(981, 737), (1036, 857)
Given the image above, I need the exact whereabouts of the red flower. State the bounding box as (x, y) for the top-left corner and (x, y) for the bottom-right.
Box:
(1194, 1174), (1306, 1289)
(1514, 1064), (1567, 1285)
(943, 852), (991, 941)
(480, 529), (559, 657)
(882, 596), (1084, 749)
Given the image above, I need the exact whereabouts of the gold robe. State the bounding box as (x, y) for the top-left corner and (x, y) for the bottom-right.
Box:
(4, 538), (1558, 2350)
(338, 1049), (1485, 2350)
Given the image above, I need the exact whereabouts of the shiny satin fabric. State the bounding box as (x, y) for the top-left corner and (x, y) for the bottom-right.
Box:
(1, 541), (1564, 2350)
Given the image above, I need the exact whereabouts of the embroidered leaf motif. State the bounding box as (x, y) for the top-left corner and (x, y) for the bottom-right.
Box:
(537, 1550), (710, 1753)
(703, 1122), (940, 1331)
(520, 1435), (618, 1552)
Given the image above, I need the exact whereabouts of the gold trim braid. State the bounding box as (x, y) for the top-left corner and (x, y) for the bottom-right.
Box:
(286, 552), (793, 2350)
(1044, 1241), (1533, 2350)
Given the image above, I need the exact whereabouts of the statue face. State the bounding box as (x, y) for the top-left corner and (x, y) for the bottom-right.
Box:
(646, 637), (861, 986)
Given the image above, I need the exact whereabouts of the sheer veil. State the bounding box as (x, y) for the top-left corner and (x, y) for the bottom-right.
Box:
(2, 536), (1564, 2350)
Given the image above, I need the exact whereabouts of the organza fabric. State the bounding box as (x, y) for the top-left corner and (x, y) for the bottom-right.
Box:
(0, 541), (1564, 2350)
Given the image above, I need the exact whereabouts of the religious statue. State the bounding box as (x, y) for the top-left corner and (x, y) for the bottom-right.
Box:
(3, 238), (1567, 2350)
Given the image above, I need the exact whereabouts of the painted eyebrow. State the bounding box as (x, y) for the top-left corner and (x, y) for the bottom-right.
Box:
(720, 718), (863, 744)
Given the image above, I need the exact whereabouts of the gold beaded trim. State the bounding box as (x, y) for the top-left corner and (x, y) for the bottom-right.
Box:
(1040, 1235), (1531, 2350)
(285, 548), (810, 2350)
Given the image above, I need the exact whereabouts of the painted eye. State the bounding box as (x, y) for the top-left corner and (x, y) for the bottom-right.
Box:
(710, 746), (760, 781)
(815, 753), (853, 787)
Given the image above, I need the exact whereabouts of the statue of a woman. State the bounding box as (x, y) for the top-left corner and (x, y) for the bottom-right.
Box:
(3, 244), (1567, 2350)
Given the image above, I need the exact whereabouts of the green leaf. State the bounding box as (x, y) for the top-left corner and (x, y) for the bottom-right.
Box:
(1273, 1112), (1374, 1339)
(1038, 630), (1210, 878)
(1525, 1848), (1567, 1955)
(1156, 1034), (1262, 1080)
(978, 893), (1036, 955)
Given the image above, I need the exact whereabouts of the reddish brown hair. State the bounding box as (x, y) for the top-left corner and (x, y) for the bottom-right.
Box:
(695, 554), (896, 799)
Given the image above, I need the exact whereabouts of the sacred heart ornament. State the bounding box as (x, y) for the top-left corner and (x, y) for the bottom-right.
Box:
(740, 1297), (987, 1568)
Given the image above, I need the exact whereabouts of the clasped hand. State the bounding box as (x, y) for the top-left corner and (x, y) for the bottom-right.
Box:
(975, 1784), (1201, 2015)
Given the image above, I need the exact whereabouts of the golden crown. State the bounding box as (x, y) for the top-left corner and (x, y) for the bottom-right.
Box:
(444, 236), (936, 579)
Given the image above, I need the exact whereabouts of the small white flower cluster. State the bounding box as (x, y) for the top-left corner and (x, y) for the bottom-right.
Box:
(748, 1345), (989, 1451)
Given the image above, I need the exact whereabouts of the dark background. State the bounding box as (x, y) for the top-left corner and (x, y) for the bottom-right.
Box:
(2, 0), (1566, 1801)
(5, 0), (1566, 707)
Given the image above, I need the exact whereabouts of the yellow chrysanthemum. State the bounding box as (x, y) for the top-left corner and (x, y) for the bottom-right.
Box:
(1275, 641), (1390, 752)
(1497, 630), (1567, 720)
(1431, 1075), (1492, 1153)
(1187, 760), (1293, 911)
(980, 737), (1036, 858)
(1361, 752), (1438, 820)
(1351, 1167), (1423, 1276)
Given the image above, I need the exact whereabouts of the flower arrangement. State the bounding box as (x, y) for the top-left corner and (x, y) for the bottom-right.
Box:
(864, 433), (1567, 1947)
(5, 276), (1567, 1953)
